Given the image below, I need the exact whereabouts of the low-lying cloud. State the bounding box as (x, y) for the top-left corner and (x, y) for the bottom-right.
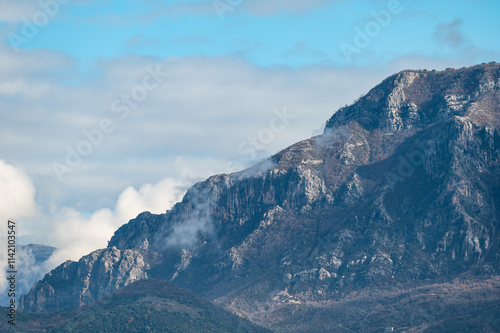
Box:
(38, 174), (193, 263)
(0, 160), (194, 305)
(0, 160), (37, 299)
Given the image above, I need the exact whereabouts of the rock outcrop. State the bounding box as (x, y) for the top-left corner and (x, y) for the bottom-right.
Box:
(19, 247), (159, 312)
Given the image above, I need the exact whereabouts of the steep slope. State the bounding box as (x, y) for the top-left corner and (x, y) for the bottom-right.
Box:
(4, 279), (270, 332)
(251, 275), (500, 332)
(19, 63), (500, 330)
(19, 246), (159, 312)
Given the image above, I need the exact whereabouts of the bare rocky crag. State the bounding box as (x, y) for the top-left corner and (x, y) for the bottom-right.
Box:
(19, 63), (500, 331)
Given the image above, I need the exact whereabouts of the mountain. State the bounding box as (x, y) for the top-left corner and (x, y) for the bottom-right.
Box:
(3, 279), (270, 332)
(18, 244), (57, 263)
(19, 63), (500, 331)
(17, 244), (57, 262)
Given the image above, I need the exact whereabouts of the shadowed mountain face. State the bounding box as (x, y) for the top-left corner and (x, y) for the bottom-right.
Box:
(19, 63), (500, 331)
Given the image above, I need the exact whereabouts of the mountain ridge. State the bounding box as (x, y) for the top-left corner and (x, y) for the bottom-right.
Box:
(19, 62), (500, 331)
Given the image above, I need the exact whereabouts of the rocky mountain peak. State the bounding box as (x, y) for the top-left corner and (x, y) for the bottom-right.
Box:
(325, 63), (500, 132)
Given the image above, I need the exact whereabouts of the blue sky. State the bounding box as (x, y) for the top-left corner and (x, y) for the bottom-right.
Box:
(5, 0), (500, 67)
(0, 0), (499, 292)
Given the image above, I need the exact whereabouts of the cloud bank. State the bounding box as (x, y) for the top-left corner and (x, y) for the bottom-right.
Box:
(0, 43), (396, 216)
(0, 161), (37, 297)
(0, 159), (191, 305)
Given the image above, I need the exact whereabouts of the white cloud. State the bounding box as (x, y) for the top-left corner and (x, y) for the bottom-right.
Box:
(0, 160), (37, 223)
(115, 177), (190, 222)
(0, 160), (37, 296)
(0, 45), (492, 218)
(0, 46), (386, 215)
(34, 174), (192, 264)
(0, 1), (40, 23)
(0, 0), (95, 23)
(0, 78), (52, 97)
(0, 169), (192, 306)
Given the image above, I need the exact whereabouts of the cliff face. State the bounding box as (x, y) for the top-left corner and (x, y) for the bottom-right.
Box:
(19, 64), (500, 320)
(18, 246), (159, 312)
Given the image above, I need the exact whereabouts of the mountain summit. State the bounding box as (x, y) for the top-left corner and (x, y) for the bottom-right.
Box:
(20, 63), (500, 331)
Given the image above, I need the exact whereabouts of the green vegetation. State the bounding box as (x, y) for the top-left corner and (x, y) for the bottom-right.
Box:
(1, 280), (270, 333)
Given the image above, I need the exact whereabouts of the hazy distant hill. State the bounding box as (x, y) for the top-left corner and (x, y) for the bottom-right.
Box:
(18, 244), (56, 263)
(0, 244), (56, 307)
